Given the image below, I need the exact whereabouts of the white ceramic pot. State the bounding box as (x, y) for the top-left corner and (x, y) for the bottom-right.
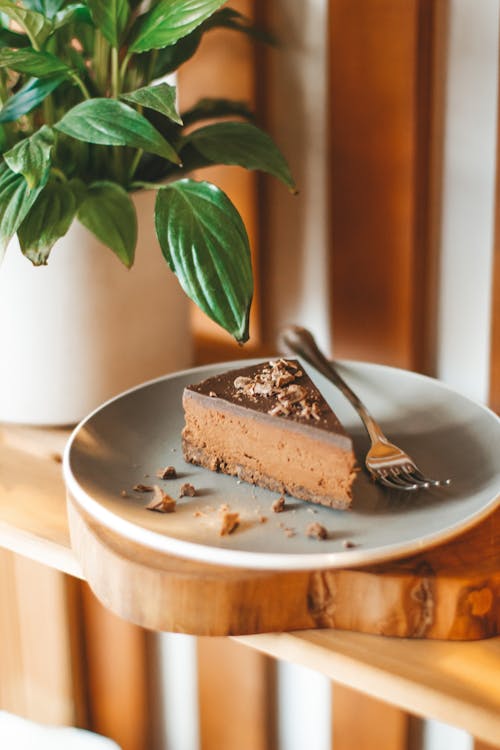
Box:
(0, 189), (192, 425)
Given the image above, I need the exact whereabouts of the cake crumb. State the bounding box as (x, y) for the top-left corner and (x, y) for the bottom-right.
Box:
(156, 465), (177, 480)
(50, 452), (63, 464)
(133, 483), (154, 493)
(284, 527), (295, 538)
(271, 496), (286, 513)
(146, 485), (176, 513)
(259, 515), (268, 524)
(306, 522), (328, 540)
(219, 511), (240, 536)
(179, 482), (196, 497)
(342, 539), (356, 549)
(193, 510), (206, 518)
(120, 489), (128, 498)
(209, 391), (217, 397)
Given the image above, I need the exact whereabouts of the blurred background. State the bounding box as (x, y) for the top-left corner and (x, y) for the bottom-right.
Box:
(1, 1), (499, 749)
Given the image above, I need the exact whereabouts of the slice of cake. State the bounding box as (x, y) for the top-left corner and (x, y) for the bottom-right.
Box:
(182, 359), (356, 509)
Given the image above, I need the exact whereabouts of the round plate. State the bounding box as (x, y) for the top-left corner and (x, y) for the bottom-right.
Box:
(63, 359), (500, 571)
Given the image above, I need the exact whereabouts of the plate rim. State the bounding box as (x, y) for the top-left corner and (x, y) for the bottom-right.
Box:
(63, 359), (500, 572)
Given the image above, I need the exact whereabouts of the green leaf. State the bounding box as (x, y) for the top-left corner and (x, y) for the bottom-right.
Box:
(77, 181), (137, 267)
(55, 99), (180, 164)
(120, 83), (182, 125)
(21, 0), (65, 18)
(151, 28), (202, 77)
(0, 27), (30, 48)
(155, 179), (253, 342)
(54, 4), (92, 29)
(18, 177), (77, 265)
(4, 125), (54, 189)
(87, 0), (129, 48)
(0, 2), (52, 47)
(203, 7), (275, 44)
(130, 0), (227, 54)
(181, 97), (254, 127)
(0, 75), (65, 123)
(0, 160), (47, 260)
(147, 6), (272, 79)
(0, 49), (72, 77)
(185, 122), (295, 190)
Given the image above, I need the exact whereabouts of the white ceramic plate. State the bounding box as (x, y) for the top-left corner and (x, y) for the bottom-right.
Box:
(63, 359), (500, 571)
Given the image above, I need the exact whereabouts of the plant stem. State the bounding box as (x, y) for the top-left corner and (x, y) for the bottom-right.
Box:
(119, 51), (132, 88)
(70, 73), (91, 100)
(128, 148), (143, 182)
(146, 49), (158, 85)
(130, 180), (164, 191)
(50, 167), (68, 183)
(43, 94), (55, 126)
(111, 46), (120, 98)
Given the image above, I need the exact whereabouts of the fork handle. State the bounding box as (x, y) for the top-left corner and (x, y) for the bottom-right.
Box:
(279, 325), (383, 444)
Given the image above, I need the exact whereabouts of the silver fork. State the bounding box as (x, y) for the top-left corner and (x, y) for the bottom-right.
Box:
(280, 325), (451, 491)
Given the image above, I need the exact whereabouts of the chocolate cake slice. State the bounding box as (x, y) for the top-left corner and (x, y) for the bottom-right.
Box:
(182, 359), (356, 509)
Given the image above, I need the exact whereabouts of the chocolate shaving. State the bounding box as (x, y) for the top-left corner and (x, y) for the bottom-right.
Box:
(146, 485), (176, 513)
(271, 496), (286, 513)
(133, 483), (154, 492)
(156, 465), (177, 480)
(179, 482), (196, 497)
(306, 522), (328, 540)
(342, 539), (356, 549)
(219, 511), (240, 536)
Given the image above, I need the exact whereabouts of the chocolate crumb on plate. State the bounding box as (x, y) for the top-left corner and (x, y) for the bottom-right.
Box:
(342, 539), (356, 549)
(179, 482), (196, 497)
(146, 485), (176, 513)
(50, 452), (63, 464)
(219, 511), (240, 536)
(156, 465), (177, 480)
(271, 496), (286, 513)
(133, 483), (154, 493)
(306, 522), (328, 540)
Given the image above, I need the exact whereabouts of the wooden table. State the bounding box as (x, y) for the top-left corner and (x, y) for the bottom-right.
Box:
(1, 424), (499, 747)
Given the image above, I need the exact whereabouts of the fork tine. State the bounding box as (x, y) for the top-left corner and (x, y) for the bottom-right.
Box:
(397, 467), (430, 489)
(377, 473), (418, 491)
(407, 466), (451, 487)
(387, 469), (419, 491)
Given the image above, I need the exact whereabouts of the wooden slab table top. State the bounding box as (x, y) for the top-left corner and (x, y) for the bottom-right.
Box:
(0, 423), (499, 746)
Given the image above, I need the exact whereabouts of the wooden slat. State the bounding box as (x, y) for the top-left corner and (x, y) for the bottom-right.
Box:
(332, 684), (409, 750)
(491, 225), (500, 413)
(239, 631), (500, 748)
(326, 2), (446, 747)
(197, 638), (276, 750)
(411, 0), (447, 375)
(328, 0), (443, 371)
(0, 550), (85, 726)
(78, 582), (151, 750)
(489, 4), (500, 414)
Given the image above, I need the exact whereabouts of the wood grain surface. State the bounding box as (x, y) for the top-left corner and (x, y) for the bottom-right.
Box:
(67, 495), (500, 640)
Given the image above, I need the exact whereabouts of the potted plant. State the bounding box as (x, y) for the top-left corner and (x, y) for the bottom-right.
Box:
(0, 0), (294, 424)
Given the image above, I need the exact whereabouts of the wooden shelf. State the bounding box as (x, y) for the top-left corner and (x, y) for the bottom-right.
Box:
(1, 424), (499, 746)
